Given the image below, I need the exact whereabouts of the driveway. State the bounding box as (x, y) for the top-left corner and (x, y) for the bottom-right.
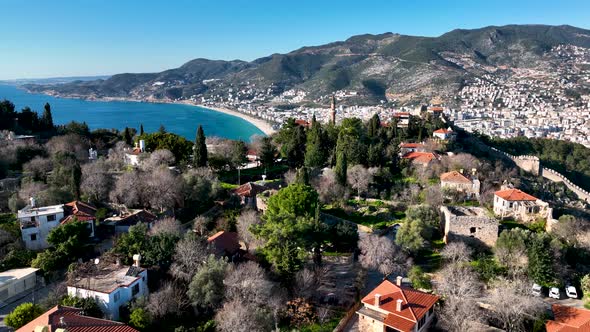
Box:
(543, 296), (586, 309)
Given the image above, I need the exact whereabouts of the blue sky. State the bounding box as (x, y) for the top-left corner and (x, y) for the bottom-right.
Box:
(1, 0), (589, 80)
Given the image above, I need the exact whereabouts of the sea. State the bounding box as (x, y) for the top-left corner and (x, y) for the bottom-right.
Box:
(0, 84), (264, 141)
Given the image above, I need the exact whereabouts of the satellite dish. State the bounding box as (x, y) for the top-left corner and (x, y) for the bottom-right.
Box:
(94, 258), (100, 265)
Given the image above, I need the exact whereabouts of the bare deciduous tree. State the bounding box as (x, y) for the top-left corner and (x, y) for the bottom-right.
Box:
(313, 168), (347, 204)
(215, 298), (273, 332)
(435, 263), (482, 300)
(147, 281), (190, 318)
(81, 159), (113, 203)
(347, 165), (375, 199)
(147, 168), (183, 211)
(486, 278), (545, 332)
(170, 233), (208, 282)
(141, 149), (175, 171)
(109, 170), (145, 208)
(106, 141), (128, 170)
(441, 242), (473, 264)
(359, 234), (410, 276)
(149, 217), (183, 237)
(437, 296), (483, 332)
(236, 210), (262, 252)
(284, 169), (297, 185)
(47, 134), (89, 161)
(294, 265), (329, 300)
(224, 261), (275, 305)
(193, 216), (211, 236)
(23, 156), (52, 182)
(18, 181), (48, 201)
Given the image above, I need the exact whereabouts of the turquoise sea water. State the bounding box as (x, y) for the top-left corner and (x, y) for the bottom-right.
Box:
(0, 84), (264, 141)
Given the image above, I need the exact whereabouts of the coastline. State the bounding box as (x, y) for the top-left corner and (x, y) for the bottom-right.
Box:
(195, 104), (276, 135)
(21, 88), (276, 136)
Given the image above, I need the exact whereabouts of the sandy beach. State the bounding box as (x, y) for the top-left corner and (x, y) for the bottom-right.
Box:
(195, 104), (276, 135)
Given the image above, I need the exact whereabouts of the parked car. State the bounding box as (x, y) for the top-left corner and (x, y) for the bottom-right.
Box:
(532, 284), (544, 297)
(566, 286), (578, 299)
(549, 287), (561, 299)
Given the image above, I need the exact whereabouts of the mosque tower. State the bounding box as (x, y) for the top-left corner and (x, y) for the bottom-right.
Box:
(330, 95), (336, 125)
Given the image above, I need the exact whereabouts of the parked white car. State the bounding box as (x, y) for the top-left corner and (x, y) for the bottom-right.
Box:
(532, 284), (543, 297)
(549, 287), (560, 299)
(566, 286), (578, 299)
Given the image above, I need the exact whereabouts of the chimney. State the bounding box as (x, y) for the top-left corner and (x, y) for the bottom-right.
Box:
(396, 299), (403, 312)
(472, 168), (477, 176)
(139, 139), (146, 152)
(116, 258), (122, 267)
(459, 168), (464, 174)
(30, 197), (36, 208)
(374, 294), (381, 308)
(132, 254), (141, 267)
(396, 276), (403, 286)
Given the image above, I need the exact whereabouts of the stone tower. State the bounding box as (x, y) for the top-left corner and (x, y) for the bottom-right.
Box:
(330, 95), (336, 125)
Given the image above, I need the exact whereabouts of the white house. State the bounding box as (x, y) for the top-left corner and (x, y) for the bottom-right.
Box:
(124, 140), (147, 167)
(0, 268), (40, 303)
(493, 188), (551, 222)
(67, 255), (148, 320)
(17, 199), (64, 250)
(433, 128), (455, 140)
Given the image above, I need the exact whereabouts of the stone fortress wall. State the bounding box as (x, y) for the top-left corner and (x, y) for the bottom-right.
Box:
(490, 147), (590, 203)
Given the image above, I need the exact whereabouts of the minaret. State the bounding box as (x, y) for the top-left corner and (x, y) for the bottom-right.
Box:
(330, 95), (336, 125)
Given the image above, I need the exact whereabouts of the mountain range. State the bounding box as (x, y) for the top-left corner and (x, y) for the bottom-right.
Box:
(24, 24), (590, 106)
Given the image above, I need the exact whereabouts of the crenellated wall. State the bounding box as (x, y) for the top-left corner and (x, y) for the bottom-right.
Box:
(489, 147), (590, 203)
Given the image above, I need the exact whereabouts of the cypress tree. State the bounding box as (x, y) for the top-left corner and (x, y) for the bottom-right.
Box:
(71, 162), (82, 200)
(367, 114), (380, 140)
(158, 124), (166, 134)
(193, 125), (208, 167)
(334, 150), (347, 186)
(304, 119), (326, 168)
(123, 127), (132, 145)
(41, 103), (54, 130)
(259, 136), (276, 168)
(527, 234), (555, 286)
(139, 124), (144, 136)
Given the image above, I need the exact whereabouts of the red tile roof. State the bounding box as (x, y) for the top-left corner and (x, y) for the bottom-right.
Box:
(440, 171), (472, 184)
(233, 182), (267, 197)
(546, 305), (590, 332)
(295, 119), (310, 127)
(17, 305), (138, 332)
(429, 106), (444, 112)
(61, 201), (97, 224)
(433, 128), (452, 134)
(494, 188), (538, 201)
(393, 112), (410, 117)
(361, 280), (439, 332)
(402, 152), (438, 165)
(399, 143), (423, 149)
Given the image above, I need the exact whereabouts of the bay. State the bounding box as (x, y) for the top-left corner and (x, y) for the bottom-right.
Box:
(0, 84), (264, 141)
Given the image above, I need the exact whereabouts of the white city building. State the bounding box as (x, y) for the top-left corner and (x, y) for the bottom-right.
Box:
(67, 255), (148, 320)
(17, 199), (64, 250)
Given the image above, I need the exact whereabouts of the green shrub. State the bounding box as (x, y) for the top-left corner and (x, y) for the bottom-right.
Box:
(408, 266), (432, 290)
(5, 303), (44, 329)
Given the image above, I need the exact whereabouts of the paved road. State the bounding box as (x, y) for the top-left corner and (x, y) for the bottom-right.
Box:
(0, 285), (51, 332)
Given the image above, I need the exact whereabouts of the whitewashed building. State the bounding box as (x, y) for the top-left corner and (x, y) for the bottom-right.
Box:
(0, 268), (40, 303)
(17, 199), (64, 250)
(67, 255), (148, 320)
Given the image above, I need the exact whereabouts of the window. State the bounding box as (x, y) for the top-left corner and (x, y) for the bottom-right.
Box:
(30, 216), (36, 222)
(509, 202), (513, 208)
(47, 215), (56, 222)
(113, 291), (120, 303)
(30, 234), (37, 241)
(132, 283), (140, 297)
